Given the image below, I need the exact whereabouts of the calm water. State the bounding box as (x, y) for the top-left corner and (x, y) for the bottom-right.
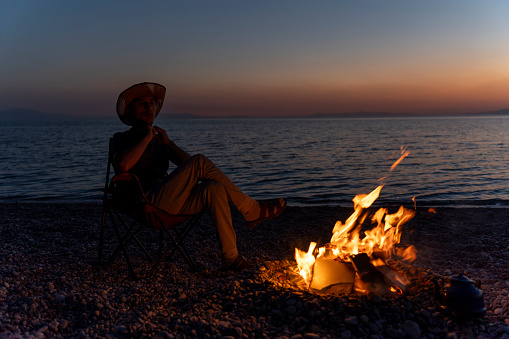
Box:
(2, 116), (509, 207)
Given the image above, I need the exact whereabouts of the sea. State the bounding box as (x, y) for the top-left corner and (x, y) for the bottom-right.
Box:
(2, 116), (509, 207)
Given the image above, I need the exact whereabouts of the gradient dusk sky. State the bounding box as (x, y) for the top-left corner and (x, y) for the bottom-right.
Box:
(1, 1), (509, 117)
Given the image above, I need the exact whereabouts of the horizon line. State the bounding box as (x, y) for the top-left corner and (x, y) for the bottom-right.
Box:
(2, 107), (509, 120)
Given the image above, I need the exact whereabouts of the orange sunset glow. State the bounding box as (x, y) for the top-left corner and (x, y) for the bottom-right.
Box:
(1, 1), (509, 117)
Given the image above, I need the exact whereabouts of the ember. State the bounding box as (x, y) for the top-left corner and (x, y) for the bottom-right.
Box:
(295, 148), (416, 295)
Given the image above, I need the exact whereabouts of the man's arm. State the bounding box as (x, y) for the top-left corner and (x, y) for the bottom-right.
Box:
(153, 126), (191, 166)
(113, 127), (153, 173)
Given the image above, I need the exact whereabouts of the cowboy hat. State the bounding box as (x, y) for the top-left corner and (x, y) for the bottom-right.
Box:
(116, 82), (166, 125)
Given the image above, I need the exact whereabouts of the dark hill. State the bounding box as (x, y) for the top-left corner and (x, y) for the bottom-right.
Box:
(0, 108), (72, 121)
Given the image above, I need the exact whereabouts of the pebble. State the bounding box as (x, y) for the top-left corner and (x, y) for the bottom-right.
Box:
(286, 305), (297, 316)
(55, 293), (66, 302)
(114, 325), (128, 335)
(344, 316), (358, 325)
(402, 320), (420, 339)
(157, 331), (174, 339)
(340, 330), (352, 339)
(360, 314), (369, 323)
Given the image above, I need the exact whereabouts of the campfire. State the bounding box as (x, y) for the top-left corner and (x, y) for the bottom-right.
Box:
(294, 148), (417, 295)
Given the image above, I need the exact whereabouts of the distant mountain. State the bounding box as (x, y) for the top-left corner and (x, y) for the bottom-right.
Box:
(307, 109), (509, 118)
(467, 108), (509, 116)
(308, 111), (411, 118)
(0, 108), (74, 121)
(0, 109), (205, 121)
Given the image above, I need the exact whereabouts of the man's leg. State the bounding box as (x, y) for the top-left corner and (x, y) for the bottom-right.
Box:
(148, 155), (241, 266)
(177, 181), (239, 267)
(151, 154), (258, 217)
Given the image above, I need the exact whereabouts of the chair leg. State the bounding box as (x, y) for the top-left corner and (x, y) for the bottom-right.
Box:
(109, 209), (154, 263)
(100, 205), (203, 280)
(145, 230), (194, 278)
(172, 214), (201, 267)
(107, 207), (138, 280)
(107, 224), (145, 265)
(144, 213), (202, 278)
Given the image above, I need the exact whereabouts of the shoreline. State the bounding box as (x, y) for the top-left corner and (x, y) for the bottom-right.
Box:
(4, 198), (509, 208)
(1, 203), (508, 338)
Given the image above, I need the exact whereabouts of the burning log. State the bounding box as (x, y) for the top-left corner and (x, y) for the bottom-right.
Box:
(373, 262), (409, 293)
(350, 253), (388, 294)
(372, 248), (392, 260)
(350, 253), (409, 294)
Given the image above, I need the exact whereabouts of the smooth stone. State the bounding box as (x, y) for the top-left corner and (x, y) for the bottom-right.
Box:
(55, 293), (66, 303)
(340, 330), (352, 339)
(344, 316), (358, 325)
(114, 325), (128, 335)
(402, 320), (421, 339)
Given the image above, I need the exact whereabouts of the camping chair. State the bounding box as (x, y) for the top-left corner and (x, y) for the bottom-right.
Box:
(98, 138), (203, 280)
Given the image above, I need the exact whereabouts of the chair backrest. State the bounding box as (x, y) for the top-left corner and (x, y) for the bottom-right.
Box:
(102, 138), (114, 203)
(103, 138), (143, 215)
(110, 174), (144, 213)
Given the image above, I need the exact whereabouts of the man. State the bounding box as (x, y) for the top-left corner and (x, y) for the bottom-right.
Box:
(112, 82), (286, 271)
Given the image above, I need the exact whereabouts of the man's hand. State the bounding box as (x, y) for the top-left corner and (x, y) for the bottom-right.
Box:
(140, 125), (155, 141)
(152, 126), (170, 145)
(152, 125), (191, 165)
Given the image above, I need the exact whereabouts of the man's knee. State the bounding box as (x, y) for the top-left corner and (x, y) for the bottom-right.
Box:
(189, 153), (209, 166)
(202, 180), (227, 201)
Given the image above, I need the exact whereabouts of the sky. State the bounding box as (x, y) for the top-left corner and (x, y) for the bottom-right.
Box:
(1, 0), (509, 117)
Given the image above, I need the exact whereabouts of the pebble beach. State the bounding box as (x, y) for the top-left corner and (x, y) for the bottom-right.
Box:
(1, 202), (508, 338)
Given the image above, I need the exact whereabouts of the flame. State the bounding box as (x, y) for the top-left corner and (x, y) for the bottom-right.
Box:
(390, 146), (410, 172)
(294, 148), (416, 289)
(396, 244), (417, 262)
(327, 188), (415, 262)
(294, 242), (316, 287)
(330, 185), (383, 242)
(428, 207), (437, 214)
